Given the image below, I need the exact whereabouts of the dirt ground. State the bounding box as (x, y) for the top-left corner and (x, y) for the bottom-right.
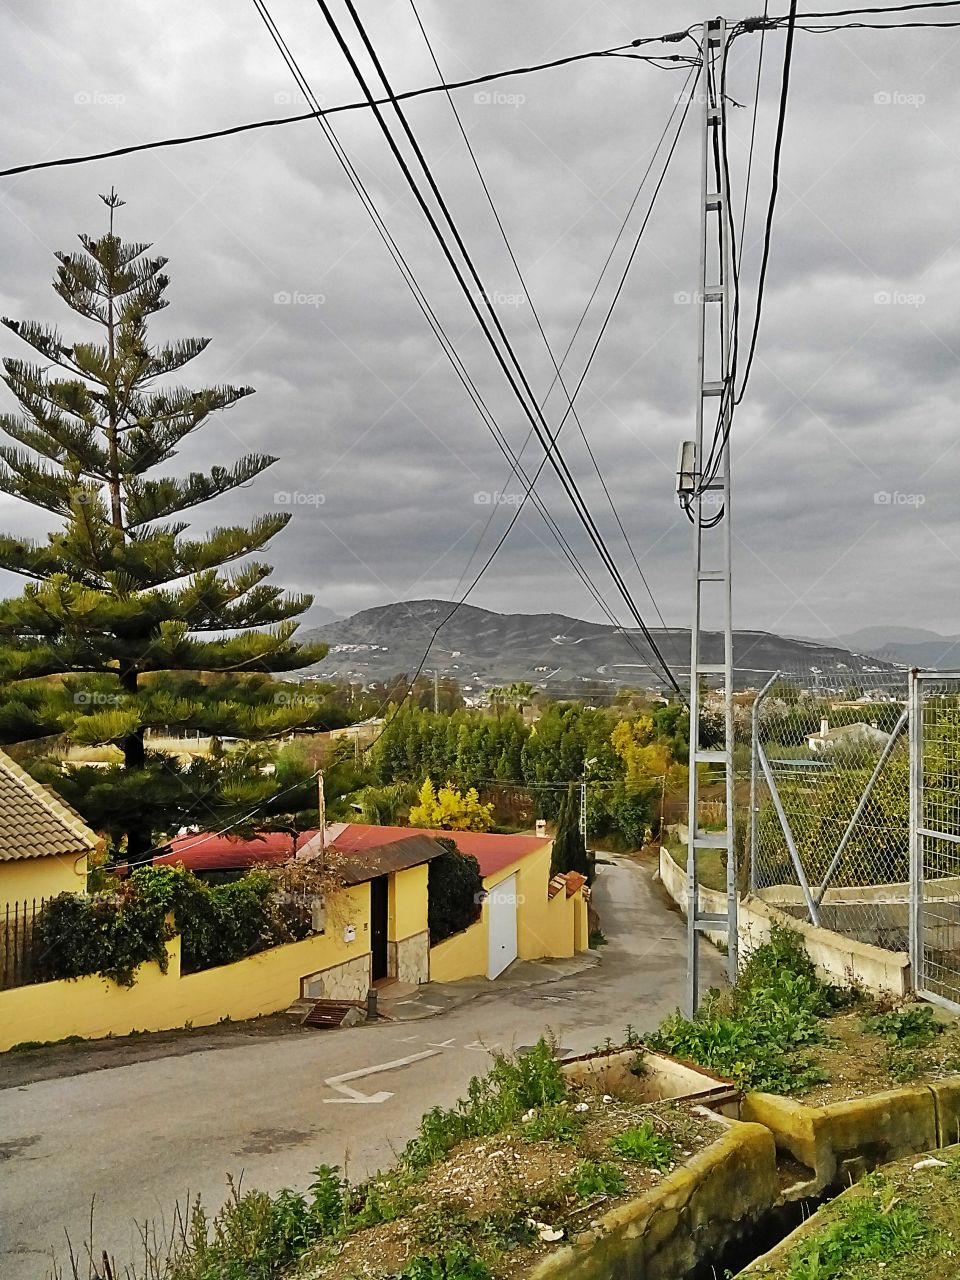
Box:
(300, 1098), (723, 1280)
(800, 1009), (960, 1106)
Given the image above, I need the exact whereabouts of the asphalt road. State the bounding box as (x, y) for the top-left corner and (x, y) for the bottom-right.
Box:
(0, 855), (720, 1279)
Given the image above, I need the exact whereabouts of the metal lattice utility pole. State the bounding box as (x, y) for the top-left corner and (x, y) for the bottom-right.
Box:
(677, 17), (737, 1014)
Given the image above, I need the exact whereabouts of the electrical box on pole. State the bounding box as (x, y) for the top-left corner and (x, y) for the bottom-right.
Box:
(677, 16), (738, 1014)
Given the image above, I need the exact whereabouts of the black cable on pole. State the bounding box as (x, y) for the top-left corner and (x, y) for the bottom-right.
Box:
(249, 0), (676, 721)
(313, 0), (684, 695)
(0, 39), (696, 181)
(733, 0), (799, 408)
(406, 0), (686, 664)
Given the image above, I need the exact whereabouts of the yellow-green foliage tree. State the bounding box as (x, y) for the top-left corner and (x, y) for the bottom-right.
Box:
(408, 777), (494, 832)
(611, 717), (687, 792)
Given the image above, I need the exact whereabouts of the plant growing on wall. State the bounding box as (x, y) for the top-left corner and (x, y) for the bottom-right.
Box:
(427, 838), (483, 944)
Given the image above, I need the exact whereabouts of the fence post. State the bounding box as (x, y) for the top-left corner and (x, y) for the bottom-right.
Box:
(908, 668), (922, 991)
(750, 672), (779, 894)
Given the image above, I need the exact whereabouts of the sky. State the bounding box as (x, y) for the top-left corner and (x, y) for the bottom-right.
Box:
(1, 1), (959, 646)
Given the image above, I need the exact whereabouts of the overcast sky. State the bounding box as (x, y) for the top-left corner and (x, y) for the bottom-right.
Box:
(1, 1), (958, 644)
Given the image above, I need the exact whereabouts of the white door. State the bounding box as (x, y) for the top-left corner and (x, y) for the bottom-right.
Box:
(486, 874), (518, 978)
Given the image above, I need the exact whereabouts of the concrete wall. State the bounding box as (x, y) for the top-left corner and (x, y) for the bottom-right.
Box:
(0, 851), (88, 910)
(658, 846), (910, 996)
(0, 881), (371, 1052)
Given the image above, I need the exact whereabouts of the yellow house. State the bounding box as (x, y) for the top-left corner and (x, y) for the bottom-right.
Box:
(0, 747), (94, 911)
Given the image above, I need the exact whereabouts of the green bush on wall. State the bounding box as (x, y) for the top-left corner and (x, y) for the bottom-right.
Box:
(33, 865), (311, 987)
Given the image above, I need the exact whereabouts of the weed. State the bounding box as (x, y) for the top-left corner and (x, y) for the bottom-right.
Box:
(784, 1182), (934, 1279)
(400, 1243), (492, 1280)
(567, 1160), (626, 1199)
(608, 1122), (674, 1171)
(403, 1039), (567, 1170)
(521, 1104), (583, 1145)
(589, 929), (607, 948)
(862, 1003), (944, 1050)
(646, 925), (833, 1094)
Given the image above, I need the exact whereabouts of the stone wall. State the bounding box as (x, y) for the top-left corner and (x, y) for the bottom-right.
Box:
(302, 952), (371, 1001)
(389, 930), (429, 985)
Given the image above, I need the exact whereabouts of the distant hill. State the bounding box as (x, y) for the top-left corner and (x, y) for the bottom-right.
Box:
(295, 600), (902, 692)
(827, 626), (960, 670)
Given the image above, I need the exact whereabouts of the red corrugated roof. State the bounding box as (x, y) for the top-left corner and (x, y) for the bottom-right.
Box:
(328, 824), (550, 879)
(153, 824), (550, 879)
(156, 829), (317, 872)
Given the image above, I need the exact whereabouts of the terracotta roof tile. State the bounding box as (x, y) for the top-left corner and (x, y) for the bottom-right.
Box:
(564, 871), (587, 897)
(0, 747), (98, 863)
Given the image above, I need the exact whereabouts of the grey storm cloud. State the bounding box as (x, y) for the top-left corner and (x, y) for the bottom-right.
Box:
(1, 0), (959, 642)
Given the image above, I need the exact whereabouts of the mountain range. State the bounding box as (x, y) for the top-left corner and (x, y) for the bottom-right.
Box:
(295, 600), (904, 693)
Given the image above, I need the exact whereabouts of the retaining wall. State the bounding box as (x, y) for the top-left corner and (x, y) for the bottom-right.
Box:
(658, 847), (910, 996)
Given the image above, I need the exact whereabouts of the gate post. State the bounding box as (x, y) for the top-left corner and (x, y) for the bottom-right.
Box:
(908, 668), (922, 990)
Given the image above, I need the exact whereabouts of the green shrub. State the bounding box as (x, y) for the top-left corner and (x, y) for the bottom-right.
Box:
(862, 1004), (943, 1049)
(785, 1185), (933, 1279)
(403, 1039), (568, 1169)
(33, 864), (310, 987)
(567, 1160), (625, 1199)
(608, 1122), (674, 1171)
(33, 880), (173, 987)
(428, 840), (484, 944)
(646, 925), (832, 1094)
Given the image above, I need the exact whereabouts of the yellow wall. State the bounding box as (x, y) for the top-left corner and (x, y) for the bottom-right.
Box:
(429, 843), (588, 983)
(0, 852), (88, 910)
(0, 881), (370, 1053)
(429, 913), (488, 983)
(390, 863), (428, 941)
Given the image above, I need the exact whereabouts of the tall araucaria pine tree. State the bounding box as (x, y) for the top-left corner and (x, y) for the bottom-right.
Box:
(0, 192), (328, 856)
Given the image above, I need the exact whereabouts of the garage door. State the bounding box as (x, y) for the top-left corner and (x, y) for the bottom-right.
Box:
(487, 874), (518, 978)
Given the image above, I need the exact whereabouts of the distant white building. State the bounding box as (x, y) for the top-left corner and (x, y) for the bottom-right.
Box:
(807, 718), (891, 753)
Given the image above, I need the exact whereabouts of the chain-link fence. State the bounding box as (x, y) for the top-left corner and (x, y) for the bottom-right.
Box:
(910, 672), (960, 1011)
(750, 667), (911, 951)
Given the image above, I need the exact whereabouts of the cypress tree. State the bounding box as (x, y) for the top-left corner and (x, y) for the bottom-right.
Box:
(0, 193), (326, 855)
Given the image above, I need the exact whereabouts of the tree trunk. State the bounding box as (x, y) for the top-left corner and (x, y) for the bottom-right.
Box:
(120, 666), (149, 859)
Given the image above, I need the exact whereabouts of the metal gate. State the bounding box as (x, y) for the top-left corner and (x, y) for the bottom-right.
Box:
(909, 670), (960, 1013)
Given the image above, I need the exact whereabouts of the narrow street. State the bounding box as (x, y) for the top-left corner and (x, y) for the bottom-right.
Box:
(0, 856), (720, 1280)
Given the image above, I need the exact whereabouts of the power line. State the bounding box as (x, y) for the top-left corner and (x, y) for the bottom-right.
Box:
(0, 38), (696, 181)
(312, 0), (684, 696)
(246, 0), (690, 763)
(406, 0), (688, 673)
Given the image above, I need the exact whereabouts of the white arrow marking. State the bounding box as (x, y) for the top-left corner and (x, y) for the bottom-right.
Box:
(425, 1038), (457, 1049)
(322, 1049), (441, 1104)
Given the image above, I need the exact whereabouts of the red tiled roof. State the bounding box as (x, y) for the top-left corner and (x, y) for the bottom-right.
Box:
(328, 824), (551, 879)
(155, 829), (317, 872)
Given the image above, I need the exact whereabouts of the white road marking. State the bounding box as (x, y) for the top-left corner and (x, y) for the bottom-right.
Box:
(322, 1049), (442, 1104)
(425, 1038), (457, 1048)
(465, 1040), (498, 1052)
